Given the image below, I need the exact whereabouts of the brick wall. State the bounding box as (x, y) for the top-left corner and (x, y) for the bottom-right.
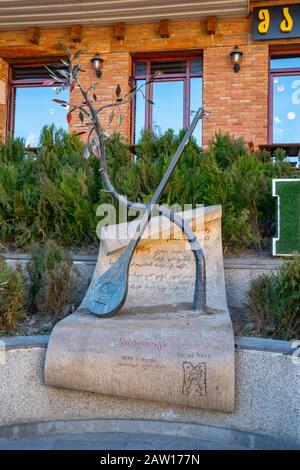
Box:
(0, 0), (299, 148)
(203, 44), (269, 147)
(0, 58), (9, 141)
(69, 52), (131, 140)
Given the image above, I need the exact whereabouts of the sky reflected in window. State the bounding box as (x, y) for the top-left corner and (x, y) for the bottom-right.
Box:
(134, 79), (146, 144)
(273, 75), (300, 143)
(271, 57), (300, 70)
(152, 81), (184, 136)
(190, 77), (203, 145)
(14, 86), (69, 146)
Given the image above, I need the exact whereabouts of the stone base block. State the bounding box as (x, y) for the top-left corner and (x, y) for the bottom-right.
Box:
(45, 304), (235, 412)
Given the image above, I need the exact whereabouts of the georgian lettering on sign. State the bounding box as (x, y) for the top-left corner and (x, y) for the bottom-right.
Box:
(253, 4), (300, 41)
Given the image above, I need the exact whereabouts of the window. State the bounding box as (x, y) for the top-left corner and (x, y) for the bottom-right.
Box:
(133, 56), (203, 145)
(8, 62), (69, 147)
(270, 55), (300, 144)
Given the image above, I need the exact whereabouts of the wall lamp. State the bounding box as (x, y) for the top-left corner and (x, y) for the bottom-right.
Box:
(230, 46), (243, 73)
(91, 53), (103, 78)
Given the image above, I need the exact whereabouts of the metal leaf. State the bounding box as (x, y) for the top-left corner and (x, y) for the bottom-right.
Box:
(74, 50), (82, 60)
(76, 131), (87, 136)
(43, 80), (55, 86)
(93, 93), (97, 102)
(92, 145), (101, 158)
(83, 148), (90, 159)
(118, 115), (123, 126)
(79, 111), (84, 123)
(59, 69), (70, 79)
(53, 99), (68, 105)
(109, 110), (115, 124)
(83, 147), (90, 160)
(45, 66), (61, 81)
(58, 41), (67, 52)
(116, 84), (121, 98)
(151, 70), (163, 79)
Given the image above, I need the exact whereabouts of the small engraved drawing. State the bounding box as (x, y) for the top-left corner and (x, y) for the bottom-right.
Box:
(182, 361), (207, 396)
(95, 282), (116, 306)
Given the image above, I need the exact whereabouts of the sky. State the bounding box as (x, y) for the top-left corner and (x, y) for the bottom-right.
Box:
(14, 86), (69, 146)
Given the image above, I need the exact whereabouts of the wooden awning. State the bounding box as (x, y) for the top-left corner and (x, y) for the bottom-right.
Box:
(0, 1), (249, 29)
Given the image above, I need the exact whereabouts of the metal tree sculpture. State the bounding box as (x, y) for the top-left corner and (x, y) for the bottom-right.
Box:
(49, 46), (207, 316)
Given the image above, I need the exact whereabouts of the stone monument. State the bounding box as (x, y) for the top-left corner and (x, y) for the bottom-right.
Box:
(44, 50), (235, 413)
(45, 205), (235, 411)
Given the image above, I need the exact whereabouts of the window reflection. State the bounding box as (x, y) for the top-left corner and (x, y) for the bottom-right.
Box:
(151, 61), (186, 75)
(14, 86), (69, 146)
(135, 62), (147, 76)
(152, 81), (184, 136)
(271, 56), (300, 70)
(134, 79), (146, 143)
(273, 75), (300, 143)
(133, 57), (203, 145)
(190, 77), (203, 145)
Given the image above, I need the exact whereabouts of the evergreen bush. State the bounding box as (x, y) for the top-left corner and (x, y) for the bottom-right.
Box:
(249, 255), (300, 339)
(0, 125), (294, 251)
(0, 256), (25, 331)
(27, 239), (77, 317)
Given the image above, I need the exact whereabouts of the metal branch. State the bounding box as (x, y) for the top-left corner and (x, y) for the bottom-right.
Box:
(74, 74), (206, 311)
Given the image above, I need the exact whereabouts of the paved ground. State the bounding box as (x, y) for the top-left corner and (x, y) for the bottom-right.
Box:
(0, 432), (248, 450)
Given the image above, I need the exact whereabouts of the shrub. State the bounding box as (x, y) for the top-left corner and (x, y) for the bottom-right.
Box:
(0, 125), (101, 246)
(27, 240), (77, 317)
(0, 256), (25, 331)
(116, 130), (292, 251)
(0, 125), (294, 251)
(0, 135), (27, 164)
(277, 254), (300, 337)
(36, 260), (76, 318)
(249, 255), (300, 339)
(248, 273), (278, 332)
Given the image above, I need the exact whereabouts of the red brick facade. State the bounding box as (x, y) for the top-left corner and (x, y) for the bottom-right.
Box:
(0, 0), (300, 148)
(0, 58), (9, 140)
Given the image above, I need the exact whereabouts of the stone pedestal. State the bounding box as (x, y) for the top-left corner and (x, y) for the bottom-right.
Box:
(45, 205), (235, 412)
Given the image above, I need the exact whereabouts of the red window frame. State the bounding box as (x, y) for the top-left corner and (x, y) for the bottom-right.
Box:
(7, 59), (67, 137)
(132, 53), (203, 144)
(269, 51), (300, 144)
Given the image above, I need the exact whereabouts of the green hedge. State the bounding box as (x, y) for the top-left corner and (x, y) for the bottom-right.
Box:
(249, 254), (300, 339)
(0, 126), (294, 251)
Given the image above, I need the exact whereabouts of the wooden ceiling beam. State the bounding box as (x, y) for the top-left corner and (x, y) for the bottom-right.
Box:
(114, 22), (126, 41)
(206, 16), (217, 35)
(70, 24), (83, 43)
(159, 19), (170, 38)
(26, 27), (40, 45)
